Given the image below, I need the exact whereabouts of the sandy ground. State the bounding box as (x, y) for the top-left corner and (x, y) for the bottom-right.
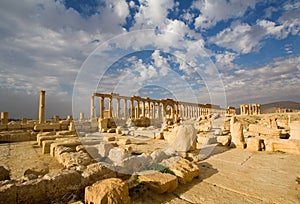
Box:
(0, 141), (64, 179)
(131, 146), (300, 204)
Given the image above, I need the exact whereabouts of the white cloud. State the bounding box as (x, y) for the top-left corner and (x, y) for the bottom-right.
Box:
(223, 55), (300, 106)
(209, 20), (288, 54)
(215, 51), (238, 70)
(193, 0), (257, 29)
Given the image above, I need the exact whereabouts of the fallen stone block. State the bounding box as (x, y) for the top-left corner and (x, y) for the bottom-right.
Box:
(264, 138), (300, 154)
(138, 171), (178, 194)
(249, 124), (282, 138)
(230, 122), (245, 148)
(85, 178), (130, 204)
(24, 167), (49, 177)
(246, 137), (264, 151)
(169, 158), (199, 184)
(42, 140), (56, 154)
(117, 138), (131, 145)
(217, 135), (231, 146)
(98, 142), (114, 157)
(82, 163), (117, 186)
(289, 121), (300, 140)
(104, 136), (116, 142)
(34, 123), (61, 131)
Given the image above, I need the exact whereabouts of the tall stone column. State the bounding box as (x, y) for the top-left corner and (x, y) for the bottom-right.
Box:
(108, 97), (112, 118)
(100, 97), (104, 119)
(124, 99), (128, 120)
(147, 101), (151, 118)
(130, 99), (134, 118)
(158, 103), (162, 120)
(142, 101), (145, 117)
(90, 95), (95, 119)
(79, 112), (84, 120)
(1, 112), (8, 125)
(39, 90), (46, 123)
(116, 98), (120, 118)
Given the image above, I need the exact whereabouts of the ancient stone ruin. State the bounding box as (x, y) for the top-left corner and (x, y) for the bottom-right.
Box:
(0, 90), (299, 203)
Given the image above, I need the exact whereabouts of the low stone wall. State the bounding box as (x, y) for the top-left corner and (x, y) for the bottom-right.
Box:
(0, 131), (37, 143)
(0, 163), (117, 203)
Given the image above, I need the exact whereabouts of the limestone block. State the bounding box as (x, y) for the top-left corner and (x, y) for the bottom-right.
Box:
(42, 140), (55, 154)
(289, 121), (300, 140)
(76, 145), (86, 152)
(117, 154), (152, 173)
(0, 166), (10, 181)
(248, 124), (282, 138)
(217, 135), (231, 146)
(247, 137), (263, 151)
(24, 167), (49, 177)
(117, 138), (131, 145)
(198, 122), (211, 132)
(98, 143), (114, 157)
(107, 128), (116, 133)
(85, 178), (130, 204)
(139, 171), (178, 194)
(58, 152), (92, 169)
(21, 123), (34, 129)
(169, 125), (197, 152)
(82, 163), (117, 186)
(169, 158), (199, 184)
(230, 122), (245, 149)
(7, 122), (21, 130)
(108, 147), (129, 166)
(38, 135), (61, 146)
(104, 136), (116, 142)
(150, 150), (170, 163)
(34, 123), (60, 131)
(264, 138), (300, 154)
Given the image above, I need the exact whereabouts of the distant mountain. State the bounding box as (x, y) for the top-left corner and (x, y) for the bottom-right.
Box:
(260, 101), (300, 113)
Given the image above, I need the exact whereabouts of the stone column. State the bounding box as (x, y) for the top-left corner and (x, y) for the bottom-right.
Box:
(158, 103), (162, 120)
(108, 97), (112, 118)
(79, 112), (84, 120)
(39, 90), (46, 123)
(147, 101), (151, 118)
(90, 95), (95, 119)
(130, 99), (134, 118)
(124, 99), (128, 120)
(116, 98), (120, 118)
(1, 112), (8, 125)
(100, 97), (104, 119)
(54, 115), (60, 122)
(136, 100), (140, 119)
(142, 101), (145, 117)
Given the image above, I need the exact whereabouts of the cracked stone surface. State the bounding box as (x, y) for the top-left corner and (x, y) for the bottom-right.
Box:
(132, 146), (300, 203)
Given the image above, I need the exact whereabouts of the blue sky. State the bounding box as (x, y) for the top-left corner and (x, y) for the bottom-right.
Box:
(0, 0), (300, 118)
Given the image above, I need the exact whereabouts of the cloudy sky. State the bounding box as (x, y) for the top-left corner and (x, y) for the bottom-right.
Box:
(0, 0), (300, 119)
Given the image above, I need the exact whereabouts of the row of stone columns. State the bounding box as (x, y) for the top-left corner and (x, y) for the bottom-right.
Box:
(91, 93), (226, 121)
(240, 104), (261, 115)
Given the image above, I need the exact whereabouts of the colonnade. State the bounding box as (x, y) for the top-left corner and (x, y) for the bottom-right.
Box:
(240, 104), (261, 115)
(91, 93), (226, 121)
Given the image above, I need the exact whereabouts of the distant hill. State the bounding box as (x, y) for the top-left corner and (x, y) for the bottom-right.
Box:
(261, 101), (300, 113)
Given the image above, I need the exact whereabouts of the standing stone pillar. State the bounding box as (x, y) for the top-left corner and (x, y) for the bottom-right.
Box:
(116, 98), (120, 118)
(39, 90), (46, 124)
(108, 97), (112, 118)
(90, 95), (95, 119)
(124, 99), (128, 120)
(100, 97), (104, 119)
(136, 100), (140, 119)
(142, 101), (145, 117)
(54, 115), (60, 122)
(158, 103), (162, 121)
(130, 100), (134, 118)
(152, 103), (155, 119)
(80, 112), (84, 120)
(147, 101), (151, 118)
(1, 112), (8, 125)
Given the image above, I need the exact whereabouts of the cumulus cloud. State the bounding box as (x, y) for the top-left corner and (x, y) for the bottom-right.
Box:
(223, 55), (300, 106)
(193, 0), (257, 29)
